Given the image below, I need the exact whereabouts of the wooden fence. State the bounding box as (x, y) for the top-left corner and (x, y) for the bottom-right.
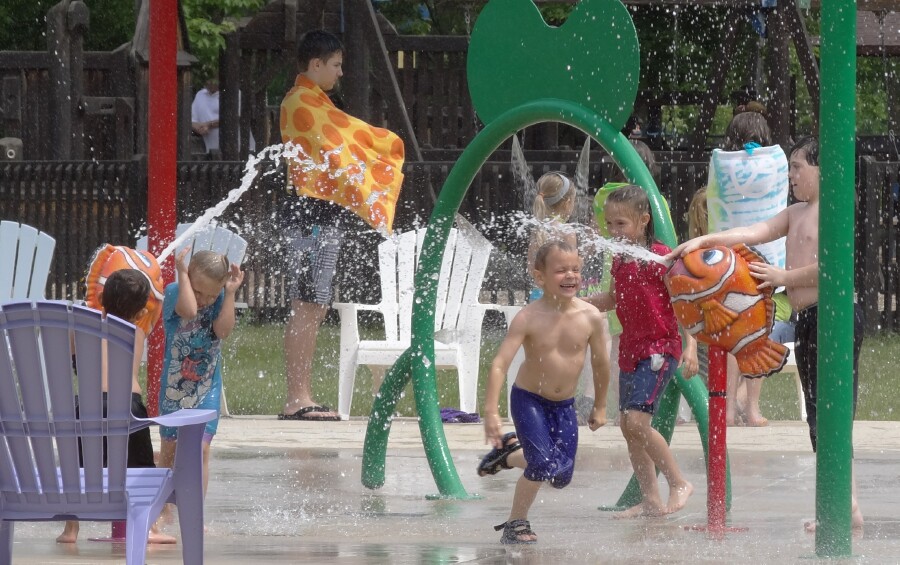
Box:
(3, 156), (899, 334)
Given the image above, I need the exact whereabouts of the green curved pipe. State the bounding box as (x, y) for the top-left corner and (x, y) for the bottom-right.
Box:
(361, 98), (717, 499)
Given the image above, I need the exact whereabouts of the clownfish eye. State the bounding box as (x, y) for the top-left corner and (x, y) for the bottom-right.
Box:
(701, 249), (725, 266)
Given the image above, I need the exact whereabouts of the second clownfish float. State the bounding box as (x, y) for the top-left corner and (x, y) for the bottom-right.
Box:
(664, 244), (789, 378)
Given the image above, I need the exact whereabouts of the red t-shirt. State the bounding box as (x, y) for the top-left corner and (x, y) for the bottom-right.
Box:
(612, 241), (682, 372)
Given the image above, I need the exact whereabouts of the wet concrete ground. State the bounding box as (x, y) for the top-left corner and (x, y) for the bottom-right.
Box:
(7, 418), (900, 564)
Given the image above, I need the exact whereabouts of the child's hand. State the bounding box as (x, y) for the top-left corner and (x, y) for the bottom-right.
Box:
(224, 263), (244, 294)
(748, 261), (785, 290)
(664, 236), (711, 263)
(175, 247), (191, 277)
(483, 412), (504, 448)
(679, 346), (699, 378)
(587, 405), (607, 431)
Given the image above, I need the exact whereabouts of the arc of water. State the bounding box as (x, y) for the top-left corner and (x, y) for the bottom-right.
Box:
(510, 135), (536, 212)
(154, 142), (333, 264)
(574, 136), (593, 225)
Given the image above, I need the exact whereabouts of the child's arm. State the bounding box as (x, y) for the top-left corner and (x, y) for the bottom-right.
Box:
(586, 309), (610, 431)
(212, 263), (245, 340)
(678, 331), (699, 378)
(666, 208), (791, 261)
(749, 261), (818, 290)
(483, 311), (528, 449)
(585, 274), (616, 311)
(174, 248), (199, 319)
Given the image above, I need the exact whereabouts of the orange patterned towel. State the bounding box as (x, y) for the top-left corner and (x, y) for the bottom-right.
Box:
(280, 75), (405, 232)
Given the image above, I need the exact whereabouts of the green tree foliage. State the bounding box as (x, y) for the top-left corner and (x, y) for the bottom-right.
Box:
(0, 0), (134, 51)
(182, 0), (266, 82)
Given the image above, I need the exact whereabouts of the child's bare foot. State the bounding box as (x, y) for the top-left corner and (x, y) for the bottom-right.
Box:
(804, 506), (864, 535)
(613, 502), (666, 519)
(613, 503), (645, 519)
(666, 481), (693, 514)
(56, 521), (79, 543)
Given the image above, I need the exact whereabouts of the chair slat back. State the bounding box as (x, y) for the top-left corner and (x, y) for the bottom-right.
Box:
(137, 223), (248, 282)
(0, 302), (136, 508)
(0, 221), (56, 301)
(378, 228), (490, 344)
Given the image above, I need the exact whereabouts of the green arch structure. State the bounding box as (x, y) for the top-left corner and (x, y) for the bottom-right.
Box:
(361, 0), (722, 504)
(360, 100), (715, 501)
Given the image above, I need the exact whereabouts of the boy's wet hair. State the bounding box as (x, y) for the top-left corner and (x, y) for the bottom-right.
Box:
(790, 136), (819, 166)
(102, 269), (150, 322)
(534, 240), (577, 271)
(605, 184), (655, 241)
(189, 250), (230, 284)
(724, 111), (772, 150)
(298, 30), (343, 70)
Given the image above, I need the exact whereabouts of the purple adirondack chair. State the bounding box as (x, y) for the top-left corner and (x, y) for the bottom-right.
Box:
(0, 301), (215, 565)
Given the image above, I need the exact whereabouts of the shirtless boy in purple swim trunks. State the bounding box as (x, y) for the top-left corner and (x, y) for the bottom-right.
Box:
(477, 240), (610, 545)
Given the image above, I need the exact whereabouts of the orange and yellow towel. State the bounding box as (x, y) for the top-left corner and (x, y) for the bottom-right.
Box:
(280, 75), (405, 232)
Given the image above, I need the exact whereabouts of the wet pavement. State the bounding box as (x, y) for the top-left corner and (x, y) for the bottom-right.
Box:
(8, 418), (900, 564)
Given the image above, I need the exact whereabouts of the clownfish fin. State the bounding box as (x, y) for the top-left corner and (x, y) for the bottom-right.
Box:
(700, 299), (739, 334)
(733, 244), (775, 298)
(734, 339), (789, 379)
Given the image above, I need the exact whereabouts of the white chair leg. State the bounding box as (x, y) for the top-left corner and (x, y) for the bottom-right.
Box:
(337, 350), (359, 419)
(457, 351), (480, 414)
(678, 396), (693, 422)
(795, 372), (807, 422)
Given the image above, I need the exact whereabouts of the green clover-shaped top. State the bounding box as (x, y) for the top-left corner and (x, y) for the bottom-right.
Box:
(467, 0), (640, 131)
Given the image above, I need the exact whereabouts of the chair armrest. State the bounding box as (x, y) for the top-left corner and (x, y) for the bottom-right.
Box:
(332, 302), (382, 313)
(135, 408), (218, 429)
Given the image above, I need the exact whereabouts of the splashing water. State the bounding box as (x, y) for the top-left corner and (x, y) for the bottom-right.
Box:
(509, 211), (669, 265)
(156, 142), (362, 263)
(510, 136), (537, 211)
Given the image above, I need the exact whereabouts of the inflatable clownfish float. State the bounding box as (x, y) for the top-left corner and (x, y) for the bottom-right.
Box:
(85, 245), (166, 335)
(664, 244), (789, 379)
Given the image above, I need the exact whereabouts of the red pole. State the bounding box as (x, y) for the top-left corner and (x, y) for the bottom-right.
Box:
(147, 0), (178, 416)
(707, 346), (728, 529)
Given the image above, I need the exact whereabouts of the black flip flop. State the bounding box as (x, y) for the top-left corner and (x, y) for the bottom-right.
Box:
(278, 405), (342, 421)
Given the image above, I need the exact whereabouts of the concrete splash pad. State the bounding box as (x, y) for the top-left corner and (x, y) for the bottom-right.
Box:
(8, 418), (900, 563)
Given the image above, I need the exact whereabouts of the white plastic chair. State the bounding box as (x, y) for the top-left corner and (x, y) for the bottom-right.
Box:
(136, 222), (248, 297)
(0, 301), (214, 565)
(0, 220), (56, 301)
(333, 226), (493, 418)
(782, 341), (806, 422)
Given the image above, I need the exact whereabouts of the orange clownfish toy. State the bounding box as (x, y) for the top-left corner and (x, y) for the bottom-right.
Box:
(85, 245), (166, 335)
(664, 244), (789, 378)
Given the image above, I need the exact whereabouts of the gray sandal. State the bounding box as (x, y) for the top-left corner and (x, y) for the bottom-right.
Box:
(494, 519), (537, 544)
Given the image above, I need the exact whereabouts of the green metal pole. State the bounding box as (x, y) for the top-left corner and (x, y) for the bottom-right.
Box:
(816, 0), (856, 556)
(361, 98), (719, 501)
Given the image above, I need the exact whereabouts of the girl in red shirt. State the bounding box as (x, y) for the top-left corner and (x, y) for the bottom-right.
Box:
(586, 184), (698, 518)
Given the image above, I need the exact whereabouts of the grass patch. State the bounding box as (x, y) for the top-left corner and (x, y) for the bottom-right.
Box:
(173, 320), (900, 421)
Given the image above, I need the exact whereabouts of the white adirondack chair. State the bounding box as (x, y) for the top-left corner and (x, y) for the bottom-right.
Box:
(0, 220), (56, 302)
(782, 341), (806, 421)
(333, 226), (493, 418)
(136, 222), (248, 288)
(137, 222), (248, 416)
(0, 301), (214, 565)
